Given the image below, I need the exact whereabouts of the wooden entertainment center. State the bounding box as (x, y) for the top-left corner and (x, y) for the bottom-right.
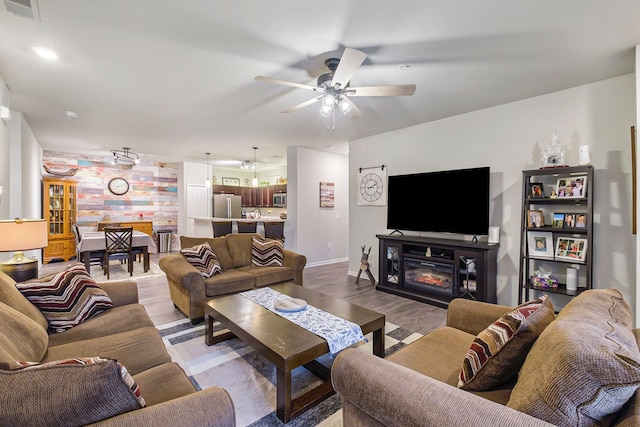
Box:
(376, 234), (499, 308)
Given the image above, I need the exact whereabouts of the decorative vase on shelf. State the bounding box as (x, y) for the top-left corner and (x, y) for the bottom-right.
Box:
(542, 127), (567, 168)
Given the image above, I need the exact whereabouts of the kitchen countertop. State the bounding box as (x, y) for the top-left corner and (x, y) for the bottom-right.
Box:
(191, 216), (285, 222)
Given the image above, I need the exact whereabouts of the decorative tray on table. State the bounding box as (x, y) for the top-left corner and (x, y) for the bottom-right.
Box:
(274, 298), (307, 312)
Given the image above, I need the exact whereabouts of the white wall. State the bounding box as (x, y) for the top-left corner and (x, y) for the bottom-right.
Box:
(289, 146), (349, 266)
(0, 77), (9, 223)
(350, 74), (636, 310)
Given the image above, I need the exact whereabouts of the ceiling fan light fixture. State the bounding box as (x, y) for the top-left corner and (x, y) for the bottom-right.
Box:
(319, 95), (335, 117)
(337, 96), (352, 114)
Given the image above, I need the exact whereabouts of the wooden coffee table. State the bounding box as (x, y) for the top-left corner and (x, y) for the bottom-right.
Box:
(204, 282), (385, 423)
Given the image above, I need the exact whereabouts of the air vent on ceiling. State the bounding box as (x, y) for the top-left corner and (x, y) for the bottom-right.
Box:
(4, 0), (40, 21)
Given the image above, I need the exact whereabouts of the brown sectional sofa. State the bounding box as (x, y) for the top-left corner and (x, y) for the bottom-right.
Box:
(159, 233), (306, 324)
(0, 270), (235, 427)
(332, 288), (640, 426)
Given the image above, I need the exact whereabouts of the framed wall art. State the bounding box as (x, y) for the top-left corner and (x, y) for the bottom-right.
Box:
(222, 177), (240, 186)
(320, 181), (335, 208)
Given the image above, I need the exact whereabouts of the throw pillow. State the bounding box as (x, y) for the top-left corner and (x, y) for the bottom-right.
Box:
(16, 263), (113, 333)
(458, 295), (555, 391)
(251, 237), (284, 267)
(0, 357), (145, 426)
(180, 242), (222, 278)
(507, 288), (640, 426)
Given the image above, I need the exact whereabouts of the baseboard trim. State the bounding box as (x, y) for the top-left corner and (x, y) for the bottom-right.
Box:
(305, 257), (349, 268)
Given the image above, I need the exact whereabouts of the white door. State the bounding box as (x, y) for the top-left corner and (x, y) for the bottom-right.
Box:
(186, 184), (210, 236)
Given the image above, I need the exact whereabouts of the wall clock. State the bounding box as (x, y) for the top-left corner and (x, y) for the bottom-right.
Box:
(108, 177), (129, 195)
(357, 167), (387, 206)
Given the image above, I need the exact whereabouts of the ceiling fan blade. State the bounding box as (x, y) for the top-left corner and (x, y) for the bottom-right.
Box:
(255, 76), (323, 92)
(341, 97), (363, 118)
(348, 84), (416, 97)
(330, 48), (367, 89)
(281, 96), (324, 113)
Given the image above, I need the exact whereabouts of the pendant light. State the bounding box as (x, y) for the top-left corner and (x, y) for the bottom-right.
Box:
(251, 147), (258, 187)
(205, 152), (211, 188)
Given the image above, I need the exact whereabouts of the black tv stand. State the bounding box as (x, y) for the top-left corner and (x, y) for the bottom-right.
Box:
(376, 234), (499, 308)
(472, 235), (479, 243)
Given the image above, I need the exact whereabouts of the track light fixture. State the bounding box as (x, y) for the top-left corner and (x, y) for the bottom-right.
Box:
(111, 147), (140, 165)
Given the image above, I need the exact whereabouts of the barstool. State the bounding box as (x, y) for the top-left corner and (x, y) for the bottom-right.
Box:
(212, 221), (232, 237)
(263, 221), (285, 242)
(237, 222), (257, 233)
(459, 256), (476, 300)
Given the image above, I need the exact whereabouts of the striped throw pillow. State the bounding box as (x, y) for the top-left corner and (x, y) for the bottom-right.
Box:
(251, 237), (284, 267)
(16, 263), (113, 333)
(458, 295), (555, 391)
(180, 243), (222, 278)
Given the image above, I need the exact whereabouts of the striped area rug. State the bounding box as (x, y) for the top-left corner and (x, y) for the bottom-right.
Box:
(156, 318), (423, 427)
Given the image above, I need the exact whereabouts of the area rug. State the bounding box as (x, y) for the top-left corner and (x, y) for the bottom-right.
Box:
(87, 261), (164, 282)
(156, 318), (423, 427)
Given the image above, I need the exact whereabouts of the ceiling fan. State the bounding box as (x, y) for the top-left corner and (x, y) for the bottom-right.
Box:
(255, 48), (416, 118)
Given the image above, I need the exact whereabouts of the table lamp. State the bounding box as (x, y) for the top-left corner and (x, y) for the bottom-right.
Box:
(0, 218), (48, 282)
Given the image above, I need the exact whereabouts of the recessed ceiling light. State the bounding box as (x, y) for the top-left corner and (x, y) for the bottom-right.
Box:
(65, 110), (79, 119)
(32, 47), (58, 60)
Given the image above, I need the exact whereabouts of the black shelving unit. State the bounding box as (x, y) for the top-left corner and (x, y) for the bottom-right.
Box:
(518, 165), (594, 303)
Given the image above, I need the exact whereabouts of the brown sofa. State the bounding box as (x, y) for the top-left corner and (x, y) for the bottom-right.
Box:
(0, 270), (235, 427)
(159, 233), (306, 324)
(332, 288), (640, 426)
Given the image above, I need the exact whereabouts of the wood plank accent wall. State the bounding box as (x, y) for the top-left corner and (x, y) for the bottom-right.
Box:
(43, 151), (178, 233)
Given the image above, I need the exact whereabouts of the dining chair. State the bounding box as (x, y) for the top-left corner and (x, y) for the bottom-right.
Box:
(237, 221), (257, 233)
(212, 221), (233, 237)
(263, 221), (285, 242)
(103, 226), (134, 279)
(72, 224), (104, 268)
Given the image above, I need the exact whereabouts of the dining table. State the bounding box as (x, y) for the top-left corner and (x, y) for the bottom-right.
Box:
(77, 230), (157, 273)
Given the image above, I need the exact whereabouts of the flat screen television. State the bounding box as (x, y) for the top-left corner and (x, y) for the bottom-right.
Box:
(386, 166), (490, 236)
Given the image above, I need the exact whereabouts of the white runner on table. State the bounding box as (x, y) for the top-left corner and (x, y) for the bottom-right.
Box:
(240, 287), (365, 355)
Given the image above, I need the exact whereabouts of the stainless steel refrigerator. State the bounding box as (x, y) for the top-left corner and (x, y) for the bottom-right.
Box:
(212, 194), (242, 218)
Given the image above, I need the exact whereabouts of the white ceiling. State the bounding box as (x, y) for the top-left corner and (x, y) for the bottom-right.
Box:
(1, 1), (639, 171)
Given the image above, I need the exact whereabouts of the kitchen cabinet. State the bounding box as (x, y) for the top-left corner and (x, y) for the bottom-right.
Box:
(215, 183), (287, 207)
(44, 178), (77, 263)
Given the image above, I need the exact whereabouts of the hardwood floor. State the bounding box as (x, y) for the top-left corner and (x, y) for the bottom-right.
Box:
(41, 252), (447, 335)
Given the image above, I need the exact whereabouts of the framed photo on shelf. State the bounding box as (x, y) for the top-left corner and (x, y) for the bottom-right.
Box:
(552, 212), (565, 228)
(556, 176), (587, 198)
(563, 213), (576, 228)
(527, 231), (554, 259)
(555, 237), (587, 262)
(527, 210), (544, 228)
(529, 182), (545, 198)
(575, 213), (587, 228)
(221, 177), (240, 186)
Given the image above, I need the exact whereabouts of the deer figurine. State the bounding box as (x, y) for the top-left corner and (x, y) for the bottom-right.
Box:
(356, 245), (376, 285)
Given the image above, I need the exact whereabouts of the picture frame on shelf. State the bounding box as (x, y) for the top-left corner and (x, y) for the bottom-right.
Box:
(527, 210), (544, 228)
(529, 182), (545, 198)
(563, 213), (576, 228)
(555, 237), (587, 262)
(552, 213), (565, 228)
(556, 176), (587, 198)
(221, 177), (240, 186)
(527, 231), (554, 259)
(575, 213), (587, 228)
